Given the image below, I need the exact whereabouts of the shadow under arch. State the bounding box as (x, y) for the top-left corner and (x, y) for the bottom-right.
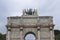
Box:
(24, 32), (37, 40)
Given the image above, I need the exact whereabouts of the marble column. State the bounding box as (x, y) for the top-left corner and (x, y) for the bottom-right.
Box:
(37, 27), (40, 40)
(50, 30), (53, 40)
(52, 30), (55, 40)
(7, 27), (11, 40)
(20, 27), (23, 40)
(50, 27), (54, 40)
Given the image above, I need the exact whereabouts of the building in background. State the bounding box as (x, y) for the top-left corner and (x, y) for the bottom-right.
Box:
(6, 9), (55, 40)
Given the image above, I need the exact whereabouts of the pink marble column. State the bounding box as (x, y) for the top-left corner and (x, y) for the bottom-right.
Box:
(7, 27), (11, 40)
(20, 27), (23, 40)
(50, 27), (54, 40)
(37, 27), (40, 40)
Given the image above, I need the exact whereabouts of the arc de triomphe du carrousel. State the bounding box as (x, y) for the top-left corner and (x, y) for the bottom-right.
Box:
(6, 9), (55, 40)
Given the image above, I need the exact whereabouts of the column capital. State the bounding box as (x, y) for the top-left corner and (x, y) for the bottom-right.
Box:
(37, 26), (40, 31)
(8, 27), (11, 31)
(49, 27), (53, 30)
(20, 27), (23, 31)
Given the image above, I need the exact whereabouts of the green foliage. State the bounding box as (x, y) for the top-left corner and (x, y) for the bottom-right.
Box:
(55, 34), (60, 40)
(54, 30), (60, 36)
(54, 30), (60, 40)
(0, 33), (6, 40)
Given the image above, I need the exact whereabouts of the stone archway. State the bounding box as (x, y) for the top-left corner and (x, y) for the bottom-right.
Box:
(6, 9), (55, 40)
(24, 32), (36, 40)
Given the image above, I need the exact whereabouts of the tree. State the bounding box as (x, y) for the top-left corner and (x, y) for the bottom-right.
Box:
(0, 33), (6, 40)
(55, 34), (60, 40)
(54, 30), (60, 40)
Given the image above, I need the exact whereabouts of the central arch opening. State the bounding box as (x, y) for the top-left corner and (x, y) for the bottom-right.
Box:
(24, 32), (36, 40)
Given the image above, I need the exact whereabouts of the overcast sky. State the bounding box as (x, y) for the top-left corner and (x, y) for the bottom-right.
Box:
(0, 0), (60, 34)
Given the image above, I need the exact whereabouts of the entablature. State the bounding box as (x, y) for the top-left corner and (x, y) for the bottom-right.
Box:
(6, 24), (55, 28)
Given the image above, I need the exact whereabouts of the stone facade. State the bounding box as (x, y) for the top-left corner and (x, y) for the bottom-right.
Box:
(6, 9), (55, 40)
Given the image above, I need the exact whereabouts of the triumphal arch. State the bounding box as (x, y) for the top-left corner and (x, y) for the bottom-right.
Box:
(6, 9), (55, 40)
